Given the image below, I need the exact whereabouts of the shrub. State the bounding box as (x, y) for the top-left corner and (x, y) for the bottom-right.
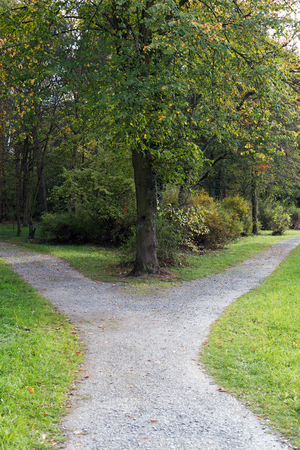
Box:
(196, 205), (243, 249)
(259, 201), (275, 230)
(156, 209), (183, 266)
(188, 189), (214, 208)
(187, 190), (243, 248)
(270, 206), (291, 235)
(222, 195), (252, 235)
(47, 147), (136, 245)
(160, 185), (180, 208)
(285, 204), (300, 229)
(158, 189), (244, 254)
(39, 210), (135, 245)
(259, 201), (292, 235)
(155, 203), (210, 264)
(39, 213), (88, 244)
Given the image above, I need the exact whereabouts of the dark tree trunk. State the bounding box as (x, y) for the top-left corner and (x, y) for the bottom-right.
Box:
(28, 220), (36, 239)
(27, 138), (36, 240)
(36, 163), (47, 213)
(131, 148), (160, 275)
(71, 146), (77, 216)
(21, 137), (30, 226)
(33, 125), (48, 214)
(252, 172), (258, 235)
(15, 146), (22, 237)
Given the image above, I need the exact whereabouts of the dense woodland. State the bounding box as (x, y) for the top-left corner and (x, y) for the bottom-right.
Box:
(1, 0), (300, 274)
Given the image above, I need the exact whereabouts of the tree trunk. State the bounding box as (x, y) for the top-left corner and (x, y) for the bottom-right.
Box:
(131, 148), (160, 275)
(70, 146), (77, 216)
(21, 137), (30, 226)
(33, 125), (48, 213)
(28, 219), (36, 239)
(15, 146), (22, 237)
(252, 172), (258, 235)
(37, 163), (47, 213)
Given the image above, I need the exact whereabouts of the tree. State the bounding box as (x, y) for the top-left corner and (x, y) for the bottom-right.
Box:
(74, 0), (299, 273)
(1, 0), (300, 273)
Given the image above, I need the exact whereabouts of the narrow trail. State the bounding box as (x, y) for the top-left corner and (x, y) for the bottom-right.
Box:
(1, 238), (299, 450)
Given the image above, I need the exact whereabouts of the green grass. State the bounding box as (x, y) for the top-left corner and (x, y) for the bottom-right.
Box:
(0, 258), (83, 449)
(201, 244), (300, 449)
(1, 223), (300, 283)
(171, 231), (300, 281)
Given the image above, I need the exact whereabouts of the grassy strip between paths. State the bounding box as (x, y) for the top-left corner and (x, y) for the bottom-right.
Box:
(0, 258), (83, 449)
(201, 244), (300, 449)
(1, 224), (300, 283)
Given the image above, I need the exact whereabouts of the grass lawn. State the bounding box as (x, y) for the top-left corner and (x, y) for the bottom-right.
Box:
(0, 258), (83, 449)
(1, 223), (300, 283)
(201, 243), (300, 449)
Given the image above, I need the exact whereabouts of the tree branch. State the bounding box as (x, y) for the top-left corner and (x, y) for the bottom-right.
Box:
(236, 91), (256, 111)
(193, 153), (228, 187)
(201, 135), (217, 153)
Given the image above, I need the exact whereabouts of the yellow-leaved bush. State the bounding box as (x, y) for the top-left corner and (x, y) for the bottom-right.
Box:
(157, 188), (251, 263)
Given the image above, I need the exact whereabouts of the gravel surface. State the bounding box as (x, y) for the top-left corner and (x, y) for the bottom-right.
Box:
(1, 238), (300, 450)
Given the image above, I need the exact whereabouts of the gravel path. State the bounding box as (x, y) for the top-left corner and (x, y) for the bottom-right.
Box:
(1, 238), (300, 450)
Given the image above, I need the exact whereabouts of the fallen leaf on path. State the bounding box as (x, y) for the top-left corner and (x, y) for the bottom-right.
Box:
(150, 420), (158, 423)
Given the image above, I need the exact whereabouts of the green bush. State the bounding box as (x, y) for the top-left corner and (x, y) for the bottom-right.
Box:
(187, 191), (243, 249)
(259, 201), (292, 235)
(157, 189), (244, 255)
(160, 185), (180, 208)
(39, 213), (87, 243)
(47, 147), (136, 245)
(285, 204), (300, 229)
(156, 209), (183, 266)
(222, 195), (252, 235)
(271, 206), (291, 235)
(39, 210), (135, 245)
(259, 201), (275, 230)
(196, 205), (243, 249)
